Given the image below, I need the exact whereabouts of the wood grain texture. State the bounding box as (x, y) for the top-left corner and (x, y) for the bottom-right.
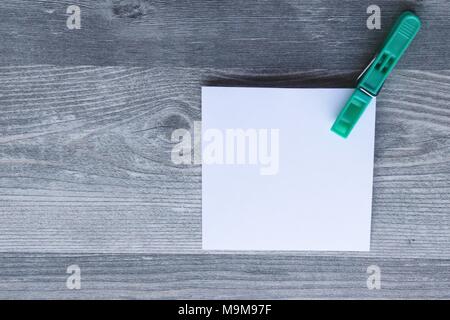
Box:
(0, 253), (449, 299)
(0, 0), (449, 299)
(0, 66), (202, 252)
(0, 66), (449, 258)
(0, 0), (448, 69)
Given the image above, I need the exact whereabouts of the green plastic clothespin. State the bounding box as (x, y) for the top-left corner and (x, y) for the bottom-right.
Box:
(331, 11), (421, 138)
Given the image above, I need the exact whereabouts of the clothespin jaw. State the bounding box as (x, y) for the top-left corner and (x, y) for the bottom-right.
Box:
(331, 11), (421, 138)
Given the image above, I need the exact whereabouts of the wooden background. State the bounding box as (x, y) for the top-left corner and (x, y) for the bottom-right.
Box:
(0, 0), (449, 299)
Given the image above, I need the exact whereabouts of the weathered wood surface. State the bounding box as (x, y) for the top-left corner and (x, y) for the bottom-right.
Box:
(1, 67), (449, 258)
(0, 253), (449, 299)
(0, 0), (448, 69)
(0, 0), (449, 299)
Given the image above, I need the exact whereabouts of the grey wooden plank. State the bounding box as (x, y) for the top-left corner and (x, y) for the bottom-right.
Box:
(0, 253), (449, 299)
(0, 0), (448, 69)
(0, 66), (449, 257)
(0, 66), (201, 252)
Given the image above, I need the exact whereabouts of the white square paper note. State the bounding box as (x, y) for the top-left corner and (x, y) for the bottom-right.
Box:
(202, 87), (376, 251)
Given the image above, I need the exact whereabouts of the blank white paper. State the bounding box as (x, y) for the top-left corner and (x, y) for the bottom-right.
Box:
(202, 87), (375, 251)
